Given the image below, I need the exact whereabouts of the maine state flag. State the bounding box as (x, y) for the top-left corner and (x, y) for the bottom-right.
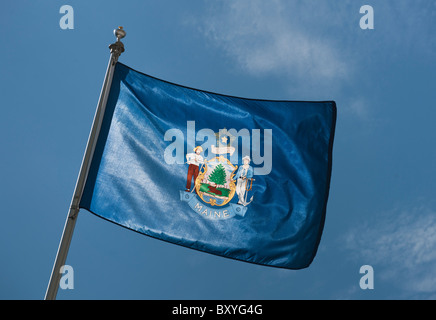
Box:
(80, 62), (336, 270)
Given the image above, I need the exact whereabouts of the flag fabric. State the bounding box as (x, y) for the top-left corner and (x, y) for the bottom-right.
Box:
(79, 62), (336, 270)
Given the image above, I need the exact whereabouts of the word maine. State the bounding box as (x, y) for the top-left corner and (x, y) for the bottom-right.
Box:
(164, 121), (272, 175)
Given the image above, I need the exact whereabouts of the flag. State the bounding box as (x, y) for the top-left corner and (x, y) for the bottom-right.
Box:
(79, 62), (336, 270)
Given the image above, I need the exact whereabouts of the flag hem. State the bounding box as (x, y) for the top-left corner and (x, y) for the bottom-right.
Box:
(117, 62), (337, 105)
(80, 206), (310, 270)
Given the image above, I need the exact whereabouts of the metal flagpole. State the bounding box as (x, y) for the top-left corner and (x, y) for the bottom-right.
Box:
(44, 27), (126, 300)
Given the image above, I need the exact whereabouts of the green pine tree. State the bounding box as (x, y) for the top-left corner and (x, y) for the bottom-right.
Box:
(208, 164), (226, 187)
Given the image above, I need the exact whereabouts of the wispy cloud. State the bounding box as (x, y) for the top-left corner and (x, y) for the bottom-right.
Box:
(199, 0), (349, 83)
(344, 203), (436, 299)
(191, 0), (436, 118)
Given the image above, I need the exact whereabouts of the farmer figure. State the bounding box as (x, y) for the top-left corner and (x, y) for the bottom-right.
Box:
(235, 156), (254, 205)
(185, 146), (204, 192)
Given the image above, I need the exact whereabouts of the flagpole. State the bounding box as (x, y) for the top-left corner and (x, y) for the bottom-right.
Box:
(44, 27), (126, 300)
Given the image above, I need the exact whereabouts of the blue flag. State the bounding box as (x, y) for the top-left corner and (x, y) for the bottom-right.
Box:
(80, 62), (336, 270)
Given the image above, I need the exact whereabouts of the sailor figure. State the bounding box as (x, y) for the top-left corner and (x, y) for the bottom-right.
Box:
(235, 156), (254, 205)
(185, 146), (204, 192)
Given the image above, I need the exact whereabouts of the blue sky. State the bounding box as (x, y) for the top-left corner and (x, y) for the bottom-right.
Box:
(1, 0), (436, 299)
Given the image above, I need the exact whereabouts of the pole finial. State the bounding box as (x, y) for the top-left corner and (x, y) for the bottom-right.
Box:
(109, 26), (126, 64)
(114, 26), (126, 42)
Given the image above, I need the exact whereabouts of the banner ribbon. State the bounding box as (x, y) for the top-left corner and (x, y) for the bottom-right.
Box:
(180, 191), (247, 220)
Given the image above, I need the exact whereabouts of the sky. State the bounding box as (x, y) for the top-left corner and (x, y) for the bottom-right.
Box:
(1, 0), (436, 300)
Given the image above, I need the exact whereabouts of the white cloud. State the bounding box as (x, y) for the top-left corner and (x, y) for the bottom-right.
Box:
(346, 98), (369, 119)
(192, 0), (436, 119)
(199, 0), (349, 83)
(344, 204), (436, 299)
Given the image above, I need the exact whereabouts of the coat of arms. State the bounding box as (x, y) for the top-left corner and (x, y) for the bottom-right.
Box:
(180, 129), (255, 220)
